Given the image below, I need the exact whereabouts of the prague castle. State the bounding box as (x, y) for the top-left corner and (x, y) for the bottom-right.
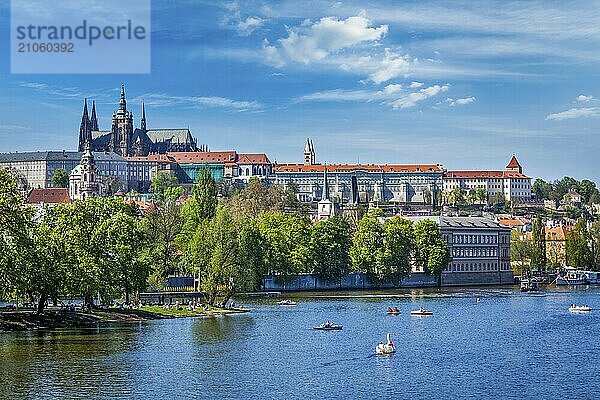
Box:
(78, 85), (205, 157)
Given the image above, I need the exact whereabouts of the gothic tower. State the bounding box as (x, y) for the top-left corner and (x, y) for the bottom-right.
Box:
(304, 138), (316, 166)
(78, 98), (91, 152)
(140, 101), (147, 133)
(109, 84), (134, 156)
(90, 101), (99, 131)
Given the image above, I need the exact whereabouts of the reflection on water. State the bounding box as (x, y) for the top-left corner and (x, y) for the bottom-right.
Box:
(1, 287), (599, 399)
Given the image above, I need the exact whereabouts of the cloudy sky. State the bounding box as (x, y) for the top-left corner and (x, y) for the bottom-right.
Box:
(0, 0), (599, 182)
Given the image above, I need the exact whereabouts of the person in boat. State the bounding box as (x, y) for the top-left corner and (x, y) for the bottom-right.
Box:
(387, 307), (393, 312)
(393, 307), (399, 313)
(420, 306), (424, 312)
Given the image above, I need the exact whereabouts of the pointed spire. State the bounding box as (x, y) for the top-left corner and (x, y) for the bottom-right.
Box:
(119, 84), (127, 111)
(79, 98), (91, 152)
(82, 98), (89, 119)
(90, 101), (99, 131)
(323, 164), (329, 200)
(140, 101), (147, 132)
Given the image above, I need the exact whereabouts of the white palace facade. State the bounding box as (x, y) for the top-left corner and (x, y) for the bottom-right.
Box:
(272, 139), (444, 205)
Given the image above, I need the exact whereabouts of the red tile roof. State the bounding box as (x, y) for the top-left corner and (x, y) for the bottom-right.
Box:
(498, 218), (529, 227)
(237, 153), (271, 165)
(125, 154), (176, 163)
(27, 188), (71, 204)
(445, 171), (529, 179)
(274, 164), (443, 173)
(506, 155), (521, 169)
(168, 151), (237, 163)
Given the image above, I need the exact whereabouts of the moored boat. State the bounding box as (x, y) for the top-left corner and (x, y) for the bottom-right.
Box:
(556, 271), (586, 286)
(520, 278), (540, 292)
(313, 321), (343, 330)
(410, 307), (433, 316)
(277, 299), (297, 306)
(583, 271), (600, 284)
(375, 333), (396, 355)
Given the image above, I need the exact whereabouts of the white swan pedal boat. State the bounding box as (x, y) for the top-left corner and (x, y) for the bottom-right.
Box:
(569, 304), (592, 312)
(277, 300), (297, 306)
(313, 321), (343, 331)
(376, 333), (396, 355)
(410, 307), (433, 316)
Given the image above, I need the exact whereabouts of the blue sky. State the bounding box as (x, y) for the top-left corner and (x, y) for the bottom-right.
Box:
(1, 0), (599, 182)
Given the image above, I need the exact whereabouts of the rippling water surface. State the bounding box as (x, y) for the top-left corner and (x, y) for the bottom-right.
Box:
(1, 286), (599, 399)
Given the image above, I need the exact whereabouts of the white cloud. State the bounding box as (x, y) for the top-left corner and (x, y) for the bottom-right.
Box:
(545, 107), (599, 121)
(449, 96), (476, 106)
(237, 16), (264, 36)
(298, 82), (450, 111)
(383, 83), (402, 94)
(409, 81), (423, 88)
(577, 94), (594, 102)
(368, 48), (411, 84)
(132, 93), (262, 111)
(264, 14), (388, 65)
(391, 84), (449, 109)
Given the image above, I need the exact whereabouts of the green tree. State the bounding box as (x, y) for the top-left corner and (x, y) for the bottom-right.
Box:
(467, 189), (478, 205)
(150, 171), (183, 201)
(532, 179), (553, 201)
(510, 231), (532, 276)
(186, 206), (248, 305)
(414, 220), (450, 281)
(380, 216), (414, 284)
(476, 187), (488, 204)
(0, 169), (31, 300)
(565, 218), (592, 269)
(51, 168), (69, 188)
(531, 215), (547, 272)
(349, 210), (385, 279)
(258, 212), (312, 277)
(179, 168), (218, 246)
(310, 216), (351, 282)
(236, 219), (266, 291)
(22, 222), (67, 314)
(99, 212), (150, 304)
(145, 200), (184, 279)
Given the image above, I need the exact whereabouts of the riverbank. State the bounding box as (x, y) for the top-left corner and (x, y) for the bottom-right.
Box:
(0, 306), (250, 332)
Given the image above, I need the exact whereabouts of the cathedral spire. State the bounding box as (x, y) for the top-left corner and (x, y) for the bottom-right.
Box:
(78, 98), (91, 152)
(140, 101), (147, 132)
(119, 84), (127, 111)
(90, 100), (99, 131)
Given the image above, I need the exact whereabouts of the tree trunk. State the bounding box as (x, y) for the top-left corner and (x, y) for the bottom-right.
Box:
(37, 293), (47, 315)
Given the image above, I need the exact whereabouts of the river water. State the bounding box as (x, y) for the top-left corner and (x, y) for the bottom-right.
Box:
(1, 286), (599, 399)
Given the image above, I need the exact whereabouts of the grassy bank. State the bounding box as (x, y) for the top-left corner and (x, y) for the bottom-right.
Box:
(0, 306), (249, 332)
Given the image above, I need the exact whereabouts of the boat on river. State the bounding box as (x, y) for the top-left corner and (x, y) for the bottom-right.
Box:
(375, 333), (396, 355)
(569, 304), (592, 313)
(583, 271), (600, 284)
(556, 271), (586, 286)
(313, 321), (343, 331)
(520, 278), (540, 292)
(410, 307), (433, 316)
(387, 307), (400, 315)
(277, 300), (297, 306)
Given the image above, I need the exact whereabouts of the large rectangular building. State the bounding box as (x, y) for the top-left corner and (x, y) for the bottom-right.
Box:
(406, 216), (513, 285)
(274, 163), (444, 205)
(0, 151), (128, 190)
(273, 138), (444, 205)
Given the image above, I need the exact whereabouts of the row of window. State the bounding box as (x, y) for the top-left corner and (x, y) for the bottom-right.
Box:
(448, 261), (511, 272)
(453, 247), (498, 258)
